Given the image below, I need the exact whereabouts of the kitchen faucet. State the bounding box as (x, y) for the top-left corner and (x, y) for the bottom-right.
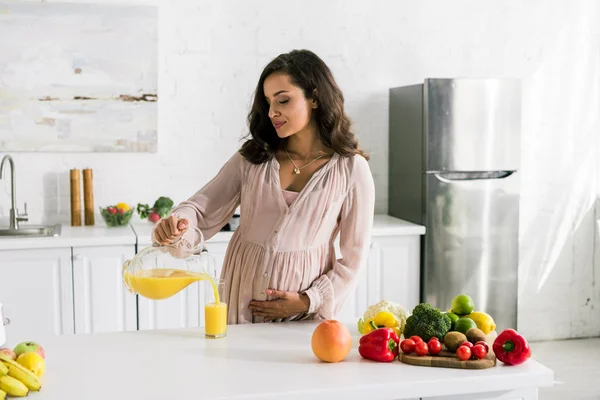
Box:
(0, 155), (28, 230)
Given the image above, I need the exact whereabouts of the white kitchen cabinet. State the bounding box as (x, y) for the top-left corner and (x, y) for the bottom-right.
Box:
(137, 240), (229, 330)
(0, 247), (74, 343)
(366, 235), (421, 312)
(336, 234), (421, 321)
(0, 215), (424, 337)
(72, 245), (137, 334)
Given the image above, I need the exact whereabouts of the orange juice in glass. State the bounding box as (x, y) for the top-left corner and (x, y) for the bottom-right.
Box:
(204, 279), (227, 338)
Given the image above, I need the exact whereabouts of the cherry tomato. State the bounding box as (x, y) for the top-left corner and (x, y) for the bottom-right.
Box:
(460, 341), (473, 349)
(475, 341), (489, 352)
(427, 338), (442, 355)
(472, 344), (488, 360)
(400, 339), (415, 354)
(456, 345), (472, 361)
(410, 336), (423, 344)
(429, 337), (440, 341)
(415, 341), (429, 356)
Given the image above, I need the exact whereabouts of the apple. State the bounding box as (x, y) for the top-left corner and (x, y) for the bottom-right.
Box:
(148, 211), (160, 223)
(0, 347), (16, 360)
(13, 341), (45, 359)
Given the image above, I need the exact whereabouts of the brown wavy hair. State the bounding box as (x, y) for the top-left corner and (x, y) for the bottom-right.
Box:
(239, 49), (368, 164)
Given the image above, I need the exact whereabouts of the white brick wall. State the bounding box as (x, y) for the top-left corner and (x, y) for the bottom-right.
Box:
(1, 0), (599, 340)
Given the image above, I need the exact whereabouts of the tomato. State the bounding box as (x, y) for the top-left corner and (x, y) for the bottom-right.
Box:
(456, 345), (472, 361)
(472, 344), (488, 360)
(427, 338), (442, 355)
(460, 341), (473, 349)
(475, 341), (489, 352)
(410, 336), (423, 344)
(415, 341), (429, 356)
(400, 339), (415, 354)
(429, 337), (440, 342)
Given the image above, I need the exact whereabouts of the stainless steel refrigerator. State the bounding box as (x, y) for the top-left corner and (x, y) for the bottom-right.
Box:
(388, 78), (521, 332)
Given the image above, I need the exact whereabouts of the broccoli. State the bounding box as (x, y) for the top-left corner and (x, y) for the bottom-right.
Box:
(403, 303), (452, 342)
(137, 196), (174, 220)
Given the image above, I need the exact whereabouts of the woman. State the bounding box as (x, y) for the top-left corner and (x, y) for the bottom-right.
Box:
(153, 49), (375, 324)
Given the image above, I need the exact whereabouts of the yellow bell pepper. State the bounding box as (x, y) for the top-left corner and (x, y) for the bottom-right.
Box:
(358, 311), (400, 337)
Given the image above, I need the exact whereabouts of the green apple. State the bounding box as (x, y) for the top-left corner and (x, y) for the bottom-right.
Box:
(13, 341), (45, 359)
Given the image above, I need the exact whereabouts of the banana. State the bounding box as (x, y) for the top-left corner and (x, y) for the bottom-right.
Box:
(0, 363), (7, 376)
(0, 360), (42, 391)
(0, 388), (5, 400)
(0, 375), (28, 397)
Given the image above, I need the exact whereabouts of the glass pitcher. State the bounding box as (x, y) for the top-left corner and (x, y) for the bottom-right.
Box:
(122, 227), (219, 301)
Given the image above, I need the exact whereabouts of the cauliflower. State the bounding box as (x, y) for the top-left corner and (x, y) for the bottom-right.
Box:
(357, 300), (409, 335)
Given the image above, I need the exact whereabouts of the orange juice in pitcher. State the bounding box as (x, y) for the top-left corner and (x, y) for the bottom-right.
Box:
(122, 227), (227, 338)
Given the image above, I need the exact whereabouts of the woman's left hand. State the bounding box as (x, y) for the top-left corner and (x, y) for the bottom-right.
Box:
(249, 289), (310, 321)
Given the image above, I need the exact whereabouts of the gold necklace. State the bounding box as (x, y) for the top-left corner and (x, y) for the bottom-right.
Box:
(285, 146), (326, 175)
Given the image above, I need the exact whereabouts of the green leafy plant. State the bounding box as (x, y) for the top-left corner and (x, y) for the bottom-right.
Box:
(136, 196), (174, 223)
(100, 206), (134, 227)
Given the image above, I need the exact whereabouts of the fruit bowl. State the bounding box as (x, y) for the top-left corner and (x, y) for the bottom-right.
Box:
(100, 205), (134, 227)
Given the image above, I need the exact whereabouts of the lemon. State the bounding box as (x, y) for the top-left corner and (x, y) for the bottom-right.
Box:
(115, 202), (131, 212)
(16, 352), (45, 378)
(466, 311), (496, 335)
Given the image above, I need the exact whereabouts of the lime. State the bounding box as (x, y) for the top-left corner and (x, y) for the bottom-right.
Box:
(454, 317), (477, 335)
(445, 312), (459, 331)
(451, 294), (475, 316)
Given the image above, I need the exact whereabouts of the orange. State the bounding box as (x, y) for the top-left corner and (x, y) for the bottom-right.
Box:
(311, 320), (352, 363)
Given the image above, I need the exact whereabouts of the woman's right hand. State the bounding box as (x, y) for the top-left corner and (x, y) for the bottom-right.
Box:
(154, 216), (189, 244)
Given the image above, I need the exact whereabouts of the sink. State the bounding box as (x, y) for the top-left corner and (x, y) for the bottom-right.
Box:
(0, 224), (62, 238)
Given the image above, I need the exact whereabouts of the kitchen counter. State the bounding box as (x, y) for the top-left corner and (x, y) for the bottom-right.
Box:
(0, 225), (136, 251)
(32, 321), (553, 400)
(0, 214), (425, 250)
(371, 214), (425, 236)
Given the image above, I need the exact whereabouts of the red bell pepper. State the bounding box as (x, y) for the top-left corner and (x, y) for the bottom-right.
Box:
(493, 329), (531, 366)
(358, 327), (400, 362)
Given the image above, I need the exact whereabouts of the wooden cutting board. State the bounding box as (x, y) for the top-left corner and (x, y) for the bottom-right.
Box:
(399, 349), (496, 369)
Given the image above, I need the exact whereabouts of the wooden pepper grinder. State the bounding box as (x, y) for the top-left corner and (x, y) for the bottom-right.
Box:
(70, 169), (82, 226)
(83, 168), (95, 226)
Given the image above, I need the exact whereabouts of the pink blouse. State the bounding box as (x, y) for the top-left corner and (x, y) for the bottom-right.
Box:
(153, 151), (375, 324)
(282, 189), (299, 206)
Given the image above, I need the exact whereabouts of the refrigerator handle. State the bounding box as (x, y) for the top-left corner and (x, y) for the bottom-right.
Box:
(433, 171), (515, 183)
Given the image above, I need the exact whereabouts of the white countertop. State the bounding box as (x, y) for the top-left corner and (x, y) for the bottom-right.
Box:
(0, 225), (136, 251)
(372, 214), (426, 236)
(33, 320), (553, 400)
(0, 214), (424, 251)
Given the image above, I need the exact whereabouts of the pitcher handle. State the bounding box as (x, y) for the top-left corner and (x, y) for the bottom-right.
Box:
(190, 226), (206, 251)
(122, 260), (135, 295)
(159, 226), (206, 254)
